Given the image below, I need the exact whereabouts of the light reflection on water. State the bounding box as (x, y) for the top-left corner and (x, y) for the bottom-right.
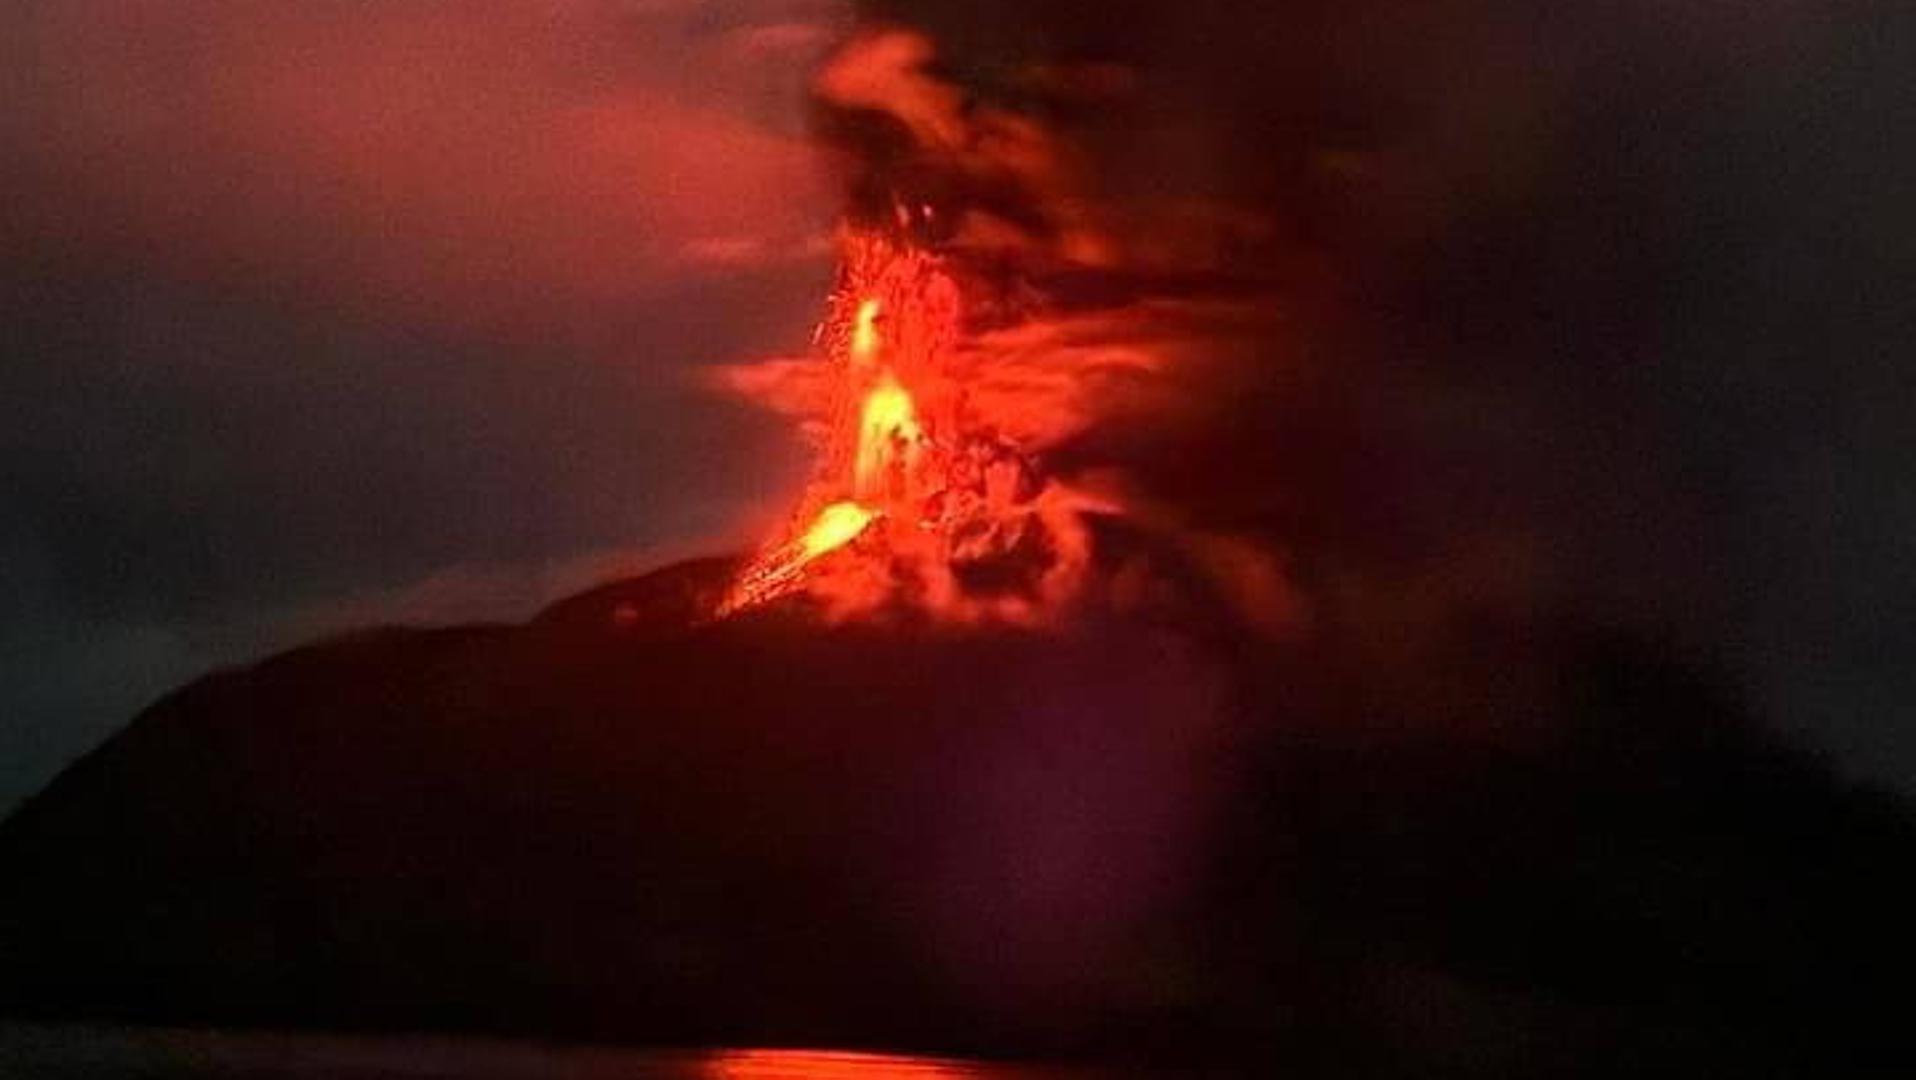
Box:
(0, 1025), (1128, 1079)
(702, 1048), (1001, 1078)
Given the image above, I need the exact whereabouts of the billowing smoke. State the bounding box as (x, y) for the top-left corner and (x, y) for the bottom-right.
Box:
(1, 5), (1910, 1063)
(713, 21), (1312, 632)
(728, 0), (1916, 767)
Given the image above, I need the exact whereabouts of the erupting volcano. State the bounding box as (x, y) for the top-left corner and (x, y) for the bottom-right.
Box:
(705, 27), (1291, 634)
(717, 222), (1102, 623)
(5, 4), (1914, 1075)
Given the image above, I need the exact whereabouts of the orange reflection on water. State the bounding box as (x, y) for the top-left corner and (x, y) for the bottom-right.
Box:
(702, 1049), (983, 1079)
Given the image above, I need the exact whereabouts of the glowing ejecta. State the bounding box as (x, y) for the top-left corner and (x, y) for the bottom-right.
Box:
(719, 229), (1092, 622)
(855, 373), (922, 499)
(799, 501), (879, 559)
(715, 282), (914, 615)
(851, 298), (882, 364)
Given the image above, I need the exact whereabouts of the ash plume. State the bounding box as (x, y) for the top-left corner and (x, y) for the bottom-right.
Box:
(2, 5), (1913, 1073)
(714, 21), (1312, 630)
(776, 0), (1916, 763)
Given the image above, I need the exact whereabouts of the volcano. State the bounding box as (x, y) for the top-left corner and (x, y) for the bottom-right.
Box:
(2, 554), (1912, 1075)
(4, 8), (1914, 1076)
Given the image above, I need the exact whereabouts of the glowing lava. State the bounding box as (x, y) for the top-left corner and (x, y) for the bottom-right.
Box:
(707, 27), (1300, 634)
(800, 500), (879, 559)
(717, 228), (1094, 622)
(854, 373), (923, 499)
(850, 298), (882, 363)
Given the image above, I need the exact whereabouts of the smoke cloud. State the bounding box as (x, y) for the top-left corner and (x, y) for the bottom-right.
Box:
(0, 0), (853, 810)
(794, 0), (1916, 773)
(3, 0), (1912, 810)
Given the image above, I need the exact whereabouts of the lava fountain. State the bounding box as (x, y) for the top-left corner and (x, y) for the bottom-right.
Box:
(709, 28), (1296, 635)
(717, 223), (1102, 623)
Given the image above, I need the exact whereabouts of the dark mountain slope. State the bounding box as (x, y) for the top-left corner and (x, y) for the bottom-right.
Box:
(2, 558), (1911, 1076)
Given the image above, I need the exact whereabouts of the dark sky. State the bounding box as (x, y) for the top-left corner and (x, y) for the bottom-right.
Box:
(5, 0), (1914, 811)
(1, 0), (851, 811)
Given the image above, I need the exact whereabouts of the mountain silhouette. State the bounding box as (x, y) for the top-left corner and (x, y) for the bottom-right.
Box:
(2, 556), (1911, 1076)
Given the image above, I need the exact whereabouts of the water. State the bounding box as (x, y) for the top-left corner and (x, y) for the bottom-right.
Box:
(0, 1025), (1143, 1079)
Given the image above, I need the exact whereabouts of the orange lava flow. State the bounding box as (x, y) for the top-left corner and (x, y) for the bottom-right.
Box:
(716, 228), (1094, 622)
(853, 372), (923, 499)
(799, 500), (879, 559)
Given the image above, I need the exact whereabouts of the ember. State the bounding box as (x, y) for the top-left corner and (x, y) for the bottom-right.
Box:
(710, 29), (1299, 632)
(717, 228), (1096, 622)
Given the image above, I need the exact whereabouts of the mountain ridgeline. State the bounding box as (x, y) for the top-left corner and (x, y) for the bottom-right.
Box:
(1, 555), (1911, 1077)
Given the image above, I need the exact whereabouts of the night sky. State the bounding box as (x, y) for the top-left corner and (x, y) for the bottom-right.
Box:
(4, 0), (1914, 811)
(1, 1), (850, 810)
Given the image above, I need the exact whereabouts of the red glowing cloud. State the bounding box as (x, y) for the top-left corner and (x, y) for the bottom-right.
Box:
(3, 1), (849, 334)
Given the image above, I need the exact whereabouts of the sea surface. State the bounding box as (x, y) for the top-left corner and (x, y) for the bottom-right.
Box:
(0, 1025), (1163, 1079)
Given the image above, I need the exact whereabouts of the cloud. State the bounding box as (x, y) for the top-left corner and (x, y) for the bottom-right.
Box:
(2, 0), (847, 336)
(0, 0), (855, 809)
(835, 0), (1916, 784)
